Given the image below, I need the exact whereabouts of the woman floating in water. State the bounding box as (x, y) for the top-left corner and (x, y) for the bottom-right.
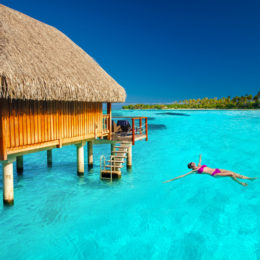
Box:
(164, 155), (257, 186)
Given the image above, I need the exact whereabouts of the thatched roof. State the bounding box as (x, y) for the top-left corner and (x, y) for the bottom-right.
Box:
(0, 4), (126, 103)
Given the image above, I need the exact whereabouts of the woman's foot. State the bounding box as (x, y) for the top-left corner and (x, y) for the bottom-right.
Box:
(249, 177), (257, 181)
(242, 182), (248, 186)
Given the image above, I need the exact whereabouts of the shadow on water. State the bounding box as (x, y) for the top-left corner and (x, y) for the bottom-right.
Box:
(148, 124), (167, 130)
(156, 112), (190, 116)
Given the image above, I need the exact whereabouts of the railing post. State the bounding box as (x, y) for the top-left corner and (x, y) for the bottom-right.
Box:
(139, 118), (142, 134)
(107, 103), (112, 140)
(145, 117), (148, 141)
(132, 118), (135, 145)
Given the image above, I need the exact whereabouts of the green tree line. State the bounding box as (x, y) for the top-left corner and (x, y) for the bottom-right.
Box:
(122, 92), (260, 110)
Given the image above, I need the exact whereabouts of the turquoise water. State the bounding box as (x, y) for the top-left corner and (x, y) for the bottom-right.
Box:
(0, 110), (259, 260)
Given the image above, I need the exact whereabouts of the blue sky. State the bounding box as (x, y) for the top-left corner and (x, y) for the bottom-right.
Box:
(2, 0), (260, 103)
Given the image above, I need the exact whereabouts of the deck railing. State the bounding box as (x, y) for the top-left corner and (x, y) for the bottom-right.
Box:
(102, 114), (110, 136)
(131, 117), (148, 145)
(112, 117), (148, 145)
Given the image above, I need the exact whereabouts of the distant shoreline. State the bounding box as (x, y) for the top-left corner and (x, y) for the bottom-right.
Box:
(122, 93), (260, 110)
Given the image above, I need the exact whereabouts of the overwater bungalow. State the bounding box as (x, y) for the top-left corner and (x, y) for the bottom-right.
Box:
(0, 4), (148, 205)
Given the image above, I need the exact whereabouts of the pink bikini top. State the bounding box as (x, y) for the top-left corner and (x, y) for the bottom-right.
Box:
(197, 165), (207, 174)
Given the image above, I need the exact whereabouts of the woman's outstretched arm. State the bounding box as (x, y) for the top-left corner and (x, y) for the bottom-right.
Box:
(163, 170), (196, 183)
(198, 154), (202, 167)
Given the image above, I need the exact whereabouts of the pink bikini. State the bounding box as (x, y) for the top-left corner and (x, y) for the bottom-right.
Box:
(197, 165), (221, 176)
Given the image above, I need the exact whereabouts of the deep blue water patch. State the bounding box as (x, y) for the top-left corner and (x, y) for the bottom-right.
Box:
(148, 124), (167, 130)
(157, 112), (190, 116)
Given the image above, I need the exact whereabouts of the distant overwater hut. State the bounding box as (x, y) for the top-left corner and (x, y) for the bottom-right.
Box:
(0, 4), (148, 205)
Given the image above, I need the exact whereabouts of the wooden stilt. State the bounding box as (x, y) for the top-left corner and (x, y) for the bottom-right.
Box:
(127, 144), (132, 169)
(88, 142), (93, 169)
(77, 144), (84, 176)
(3, 159), (14, 205)
(16, 156), (23, 175)
(47, 150), (52, 167)
(111, 143), (115, 154)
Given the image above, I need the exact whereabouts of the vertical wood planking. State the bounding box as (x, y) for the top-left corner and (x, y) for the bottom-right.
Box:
(91, 103), (93, 134)
(65, 102), (70, 137)
(9, 100), (15, 148)
(107, 102), (112, 140)
(42, 101), (45, 142)
(1, 100), (105, 154)
(50, 102), (54, 140)
(30, 100), (35, 144)
(14, 100), (19, 147)
(0, 99), (7, 160)
(34, 101), (38, 144)
(87, 103), (89, 135)
(67, 102), (70, 138)
(75, 102), (78, 136)
(18, 100), (23, 146)
(63, 101), (66, 138)
(52, 101), (55, 140)
(47, 101), (51, 141)
(60, 102), (63, 139)
(39, 101), (43, 143)
(0, 100), (3, 160)
(84, 103), (87, 135)
(26, 100), (31, 145)
(22, 100), (27, 145)
(78, 102), (81, 136)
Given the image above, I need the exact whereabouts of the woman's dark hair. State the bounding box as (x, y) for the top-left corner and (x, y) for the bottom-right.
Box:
(188, 162), (193, 169)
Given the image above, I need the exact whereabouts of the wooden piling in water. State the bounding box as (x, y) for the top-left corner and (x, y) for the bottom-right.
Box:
(77, 144), (84, 176)
(47, 150), (52, 167)
(3, 158), (15, 205)
(127, 144), (132, 169)
(88, 142), (93, 169)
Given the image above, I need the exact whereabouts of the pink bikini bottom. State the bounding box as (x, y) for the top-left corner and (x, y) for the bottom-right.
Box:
(212, 169), (221, 176)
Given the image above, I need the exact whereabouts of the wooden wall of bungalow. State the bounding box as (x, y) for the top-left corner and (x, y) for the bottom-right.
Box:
(0, 99), (111, 161)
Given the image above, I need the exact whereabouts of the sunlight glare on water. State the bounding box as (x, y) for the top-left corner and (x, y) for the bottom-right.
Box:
(0, 110), (259, 260)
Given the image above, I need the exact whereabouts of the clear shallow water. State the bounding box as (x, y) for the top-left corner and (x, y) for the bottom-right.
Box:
(0, 110), (259, 260)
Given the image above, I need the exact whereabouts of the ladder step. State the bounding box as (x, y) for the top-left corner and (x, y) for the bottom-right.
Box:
(112, 151), (127, 154)
(105, 165), (123, 168)
(107, 160), (125, 163)
(114, 145), (129, 148)
(113, 155), (127, 158)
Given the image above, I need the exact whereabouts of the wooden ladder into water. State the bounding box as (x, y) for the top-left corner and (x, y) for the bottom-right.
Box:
(100, 141), (131, 180)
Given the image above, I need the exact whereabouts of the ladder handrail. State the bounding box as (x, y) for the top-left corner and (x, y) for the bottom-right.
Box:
(100, 155), (106, 178)
(110, 155), (115, 181)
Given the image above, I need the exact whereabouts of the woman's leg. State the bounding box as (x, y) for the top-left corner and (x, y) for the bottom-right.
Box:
(231, 176), (248, 186)
(221, 170), (257, 180)
(216, 170), (249, 186)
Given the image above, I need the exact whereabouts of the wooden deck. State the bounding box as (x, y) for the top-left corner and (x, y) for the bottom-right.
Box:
(112, 133), (147, 142)
(111, 116), (148, 145)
